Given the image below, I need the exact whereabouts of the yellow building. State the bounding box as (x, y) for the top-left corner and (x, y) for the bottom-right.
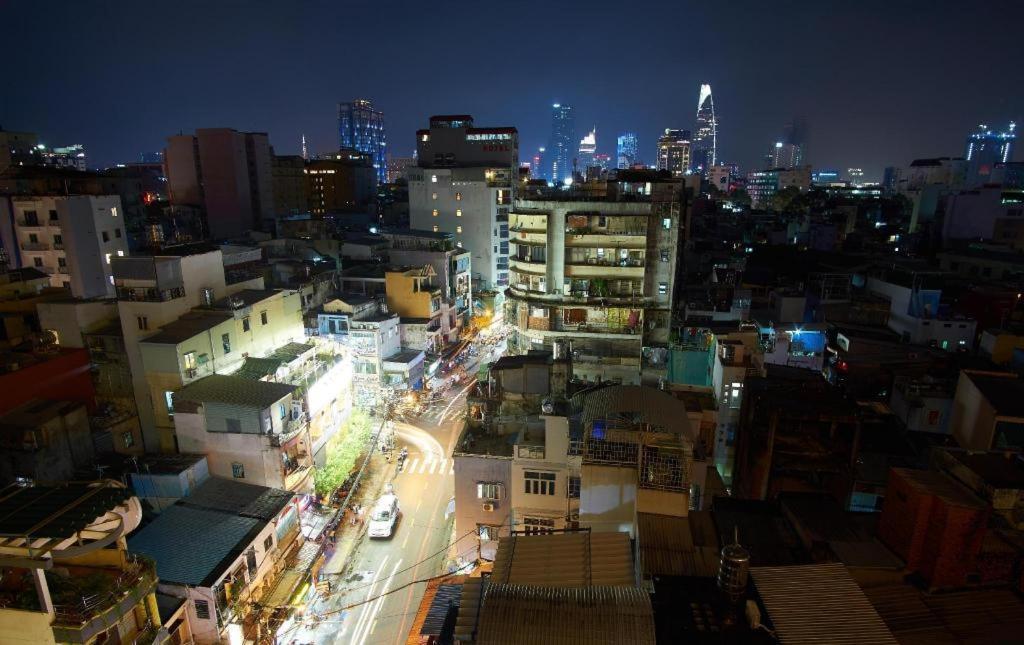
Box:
(385, 266), (441, 319)
(0, 481), (184, 644)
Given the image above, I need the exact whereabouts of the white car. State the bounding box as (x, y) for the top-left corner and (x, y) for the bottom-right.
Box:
(367, 494), (400, 539)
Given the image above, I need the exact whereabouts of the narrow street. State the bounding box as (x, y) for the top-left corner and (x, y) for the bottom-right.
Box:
(281, 335), (504, 644)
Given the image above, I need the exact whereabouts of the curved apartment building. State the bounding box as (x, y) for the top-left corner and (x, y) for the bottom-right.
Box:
(505, 175), (685, 384)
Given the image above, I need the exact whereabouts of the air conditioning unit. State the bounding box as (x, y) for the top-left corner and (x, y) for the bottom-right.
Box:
(482, 502), (495, 512)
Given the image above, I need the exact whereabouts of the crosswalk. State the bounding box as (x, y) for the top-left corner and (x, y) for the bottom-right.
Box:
(401, 456), (454, 476)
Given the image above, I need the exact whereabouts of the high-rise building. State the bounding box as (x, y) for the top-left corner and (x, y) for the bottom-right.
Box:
(656, 129), (691, 177)
(164, 128), (274, 239)
(386, 155), (415, 183)
(768, 118), (806, 169)
(338, 99), (387, 183)
(531, 147), (545, 180)
(966, 122), (1016, 185)
(691, 84), (717, 175)
(408, 115), (517, 289)
(577, 127), (597, 177)
(547, 104), (575, 185)
(616, 132), (639, 169)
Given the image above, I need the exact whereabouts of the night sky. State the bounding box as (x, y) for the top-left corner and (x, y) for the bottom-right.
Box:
(2, 0), (1021, 179)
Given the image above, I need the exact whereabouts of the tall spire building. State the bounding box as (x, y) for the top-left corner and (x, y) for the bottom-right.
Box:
(691, 84), (717, 175)
(547, 103), (575, 185)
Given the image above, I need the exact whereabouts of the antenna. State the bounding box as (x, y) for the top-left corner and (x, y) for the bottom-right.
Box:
(301, 134), (309, 161)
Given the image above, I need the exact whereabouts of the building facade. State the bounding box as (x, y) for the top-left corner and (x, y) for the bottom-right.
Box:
(616, 132), (639, 170)
(691, 84), (717, 174)
(338, 99), (387, 183)
(547, 104), (575, 185)
(656, 129), (691, 177)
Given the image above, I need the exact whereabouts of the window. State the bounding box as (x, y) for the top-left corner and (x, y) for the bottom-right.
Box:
(432, 209), (439, 217)
(222, 333), (231, 353)
(33, 257), (42, 267)
(279, 403), (287, 420)
(53, 234), (62, 246)
(23, 210), (38, 225)
(456, 225), (463, 233)
(264, 535), (274, 551)
(662, 217), (671, 229)
(105, 252), (111, 265)
(164, 391), (174, 415)
(433, 225), (439, 233)
(117, 250), (124, 257)
(661, 249), (669, 262)
(659, 282), (668, 295)
(456, 192), (462, 201)
(568, 476), (581, 499)
(477, 482), (505, 500)
(122, 431), (135, 448)
(28, 233), (38, 243)
(432, 192), (438, 200)
(243, 316), (251, 332)
(111, 206), (118, 217)
(260, 311), (268, 325)
(137, 316), (148, 330)
(522, 517), (556, 535)
(102, 231), (110, 242)
(226, 418), (242, 433)
(456, 209), (462, 217)
(524, 471), (556, 495)
(194, 599), (211, 620)
(57, 257), (66, 268)
(48, 209), (58, 221)
(478, 524), (501, 541)
(115, 228), (122, 238)
(431, 174), (438, 183)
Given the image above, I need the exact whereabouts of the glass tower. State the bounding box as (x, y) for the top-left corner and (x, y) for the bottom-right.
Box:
(656, 129), (691, 176)
(338, 99), (387, 183)
(616, 132), (639, 169)
(547, 103), (575, 184)
(691, 84), (717, 175)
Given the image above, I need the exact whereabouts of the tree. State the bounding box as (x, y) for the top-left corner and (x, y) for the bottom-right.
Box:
(313, 409), (375, 497)
(770, 185), (803, 213)
(729, 188), (752, 208)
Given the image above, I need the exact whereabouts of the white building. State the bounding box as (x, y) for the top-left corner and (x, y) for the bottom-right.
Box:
(0, 195), (128, 297)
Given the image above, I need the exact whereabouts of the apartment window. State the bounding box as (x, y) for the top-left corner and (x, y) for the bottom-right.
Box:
(105, 252), (112, 265)
(28, 233), (38, 243)
(111, 206), (118, 217)
(522, 517), (556, 535)
(122, 431), (134, 448)
(264, 535), (273, 551)
(279, 403), (287, 420)
(53, 234), (62, 246)
(524, 471), (556, 495)
(33, 257), (42, 267)
(222, 333), (231, 353)
(115, 228), (122, 238)
(432, 192), (438, 200)
(431, 174), (438, 183)
(164, 391), (174, 415)
(260, 311), (268, 325)
(48, 209), (58, 222)
(102, 231), (110, 242)
(662, 217), (671, 229)
(456, 209), (462, 217)
(183, 351), (197, 374)
(243, 316), (251, 332)
(661, 249), (669, 262)
(456, 225), (463, 233)
(456, 192), (462, 201)
(23, 210), (38, 225)
(433, 225), (439, 233)
(58, 257), (66, 268)
(194, 599), (211, 620)
(478, 524), (501, 540)
(659, 282), (668, 295)
(227, 418), (242, 433)
(568, 476), (581, 499)
(477, 482), (505, 500)
(117, 250), (124, 257)
(137, 316), (148, 330)
(432, 209), (439, 217)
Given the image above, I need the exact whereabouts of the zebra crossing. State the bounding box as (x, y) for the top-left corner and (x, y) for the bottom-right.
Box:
(401, 455), (454, 476)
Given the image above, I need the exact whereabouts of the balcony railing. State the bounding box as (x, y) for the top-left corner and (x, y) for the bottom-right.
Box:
(50, 556), (157, 642)
(566, 258), (645, 268)
(21, 242), (50, 251)
(270, 416), (308, 447)
(116, 286), (186, 302)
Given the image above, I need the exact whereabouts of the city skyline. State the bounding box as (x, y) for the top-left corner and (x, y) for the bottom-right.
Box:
(2, 1), (1021, 180)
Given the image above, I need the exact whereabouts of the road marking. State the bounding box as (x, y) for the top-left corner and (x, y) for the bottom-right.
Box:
(357, 559), (403, 645)
(428, 459), (438, 474)
(449, 464), (455, 476)
(406, 457), (419, 474)
(348, 554), (389, 642)
(438, 458), (447, 473)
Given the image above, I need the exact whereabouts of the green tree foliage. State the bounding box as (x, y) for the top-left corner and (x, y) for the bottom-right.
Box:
(313, 409), (375, 497)
(770, 185), (804, 213)
(730, 188), (752, 208)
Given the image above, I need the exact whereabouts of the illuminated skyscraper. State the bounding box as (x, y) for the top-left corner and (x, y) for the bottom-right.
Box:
(966, 122), (1016, 184)
(338, 99), (387, 183)
(616, 132), (639, 169)
(531, 147), (545, 180)
(546, 104), (575, 184)
(656, 129), (691, 176)
(577, 127), (597, 175)
(691, 84), (717, 175)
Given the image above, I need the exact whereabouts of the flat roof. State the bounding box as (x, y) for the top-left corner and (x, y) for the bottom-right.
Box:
(133, 453), (206, 475)
(179, 476), (293, 522)
(213, 288), (281, 309)
(578, 385), (695, 442)
(967, 373), (1024, 417)
(141, 310), (233, 345)
(945, 449), (1024, 489)
(383, 349), (425, 365)
(174, 374), (296, 409)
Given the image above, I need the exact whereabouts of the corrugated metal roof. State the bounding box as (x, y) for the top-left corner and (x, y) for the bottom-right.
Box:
(750, 563), (898, 644)
(475, 584), (656, 645)
(174, 373), (296, 409)
(0, 482), (130, 540)
(127, 504), (259, 586)
(637, 512), (720, 578)
(232, 357), (284, 381)
(491, 532), (635, 588)
(179, 476), (293, 521)
(578, 385), (695, 441)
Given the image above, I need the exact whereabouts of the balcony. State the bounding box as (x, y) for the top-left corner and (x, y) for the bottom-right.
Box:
(283, 463), (313, 492)
(510, 258), (546, 274)
(49, 556), (158, 644)
(21, 241), (51, 251)
(270, 416), (308, 447)
(17, 219), (45, 228)
(564, 228), (647, 248)
(116, 286), (186, 302)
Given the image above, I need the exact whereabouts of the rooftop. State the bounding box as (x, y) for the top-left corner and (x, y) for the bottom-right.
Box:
(174, 374), (296, 409)
(0, 481), (131, 541)
(455, 426), (516, 457)
(179, 476), (294, 522)
(491, 532), (635, 588)
(942, 449), (1024, 489)
(232, 356), (284, 381)
(636, 511), (720, 578)
(212, 288), (281, 310)
(140, 310), (232, 345)
(132, 453), (207, 476)
(967, 372), (1024, 417)
(578, 384), (695, 442)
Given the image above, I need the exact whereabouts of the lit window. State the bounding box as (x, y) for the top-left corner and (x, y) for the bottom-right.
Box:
(659, 282), (668, 294)
(117, 250), (124, 257)
(260, 311), (268, 325)
(433, 209), (439, 217)
(456, 209), (462, 217)
(456, 226), (463, 233)
(431, 174), (437, 183)
(164, 391), (174, 415)
(433, 225), (439, 232)
(111, 207), (118, 217)
(456, 192), (462, 201)
(105, 252), (111, 265)
(457, 241), (463, 248)
(432, 192), (438, 200)
(662, 217), (671, 229)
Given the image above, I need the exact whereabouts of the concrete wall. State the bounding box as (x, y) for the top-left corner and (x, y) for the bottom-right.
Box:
(579, 464), (637, 536)
(453, 453), (511, 562)
(950, 373), (996, 449)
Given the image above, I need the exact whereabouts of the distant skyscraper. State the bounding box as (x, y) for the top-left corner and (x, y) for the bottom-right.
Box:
(338, 99), (387, 183)
(656, 129), (691, 176)
(531, 147), (545, 180)
(768, 118), (806, 169)
(547, 104), (575, 184)
(577, 127), (597, 176)
(691, 84), (717, 174)
(966, 122), (1016, 184)
(616, 132), (639, 169)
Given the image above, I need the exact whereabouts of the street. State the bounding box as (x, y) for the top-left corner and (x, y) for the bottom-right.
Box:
(281, 335), (504, 644)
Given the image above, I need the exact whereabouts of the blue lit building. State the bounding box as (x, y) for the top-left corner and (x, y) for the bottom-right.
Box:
(338, 99), (387, 183)
(547, 103), (575, 184)
(966, 122), (1016, 185)
(616, 132), (639, 169)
